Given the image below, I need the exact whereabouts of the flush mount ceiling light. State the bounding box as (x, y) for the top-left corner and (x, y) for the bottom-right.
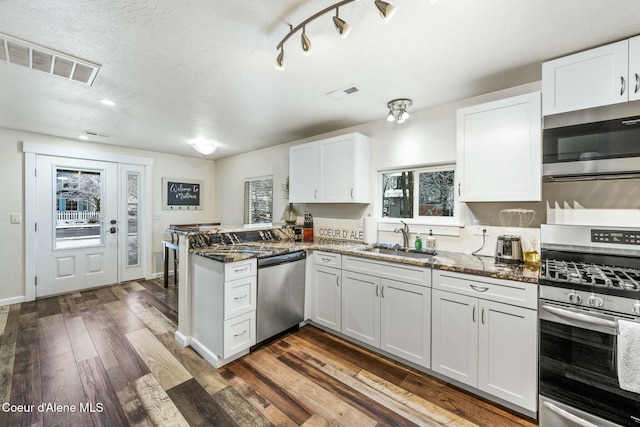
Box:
(191, 139), (219, 156)
(386, 98), (413, 123)
(275, 0), (396, 70)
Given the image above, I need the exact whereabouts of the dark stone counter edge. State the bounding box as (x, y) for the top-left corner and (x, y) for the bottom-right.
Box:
(191, 241), (539, 285)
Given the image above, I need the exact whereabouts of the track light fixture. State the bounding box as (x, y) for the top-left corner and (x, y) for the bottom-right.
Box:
(275, 0), (396, 70)
(301, 26), (312, 55)
(333, 8), (351, 39)
(374, 1), (396, 22)
(386, 99), (413, 123)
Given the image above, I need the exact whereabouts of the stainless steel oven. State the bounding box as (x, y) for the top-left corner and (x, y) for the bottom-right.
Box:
(539, 224), (640, 427)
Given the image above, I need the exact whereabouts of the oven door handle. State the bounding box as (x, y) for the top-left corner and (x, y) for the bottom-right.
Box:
(542, 401), (601, 427)
(541, 304), (618, 330)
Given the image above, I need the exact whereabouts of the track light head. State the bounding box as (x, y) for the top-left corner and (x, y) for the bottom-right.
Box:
(333, 8), (352, 39)
(386, 109), (395, 122)
(275, 47), (285, 70)
(301, 26), (312, 55)
(374, 0), (396, 22)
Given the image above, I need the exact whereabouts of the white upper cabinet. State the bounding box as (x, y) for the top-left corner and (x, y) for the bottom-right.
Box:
(289, 142), (319, 202)
(629, 36), (640, 101)
(542, 38), (636, 115)
(456, 92), (542, 202)
(289, 133), (371, 203)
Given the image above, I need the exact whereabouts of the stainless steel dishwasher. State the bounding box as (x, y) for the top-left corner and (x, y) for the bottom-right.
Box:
(254, 250), (306, 347)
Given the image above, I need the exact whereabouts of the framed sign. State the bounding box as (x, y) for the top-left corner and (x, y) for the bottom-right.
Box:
(162, 178), (203, 210)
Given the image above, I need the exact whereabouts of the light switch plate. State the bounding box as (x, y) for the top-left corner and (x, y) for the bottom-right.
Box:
(10, 213), (21, 224)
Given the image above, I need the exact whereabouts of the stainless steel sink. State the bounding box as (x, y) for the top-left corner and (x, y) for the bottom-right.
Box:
(361, 247), (436, 259)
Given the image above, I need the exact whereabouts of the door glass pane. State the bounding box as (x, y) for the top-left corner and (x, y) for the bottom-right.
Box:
(381, 171), (414, 218)
(55, 168), (103, 249)
(418, 170), (455, 217)
(127, 172), (140, 266)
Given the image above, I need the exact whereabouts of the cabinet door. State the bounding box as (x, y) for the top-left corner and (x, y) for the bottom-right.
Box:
(457, 92), (541, 202)
(380, 279), (431, 368)
(431, 290), (478, 387)
(629, 36), (640, 101)
(312, 265), (342, 331)
(478, 300), (538, 412)
(542, 40), (629, 115)
(289, 142), (319, 203)
(341, 271), (380, 347)
(319, 136), (355, 202)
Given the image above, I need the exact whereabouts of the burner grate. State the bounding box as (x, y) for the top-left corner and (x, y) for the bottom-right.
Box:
(542, 259), (640, 291)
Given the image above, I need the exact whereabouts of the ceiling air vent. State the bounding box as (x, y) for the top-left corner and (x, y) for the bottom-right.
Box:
(327, 84), (360, 99)
(0, 32), (101, 85)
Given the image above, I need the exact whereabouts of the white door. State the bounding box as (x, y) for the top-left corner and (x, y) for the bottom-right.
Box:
(319, 136), (354, 202)
(431, 289), (478, 387)
(36, 155), (118, 297)
(542, 39), (629, 115)
(477, 300), (538, 412)
(341, 271), (380, 347)
(380, 278), (431, 368)
(312, 265), (342, 331)
(289, 142), (319, 203)
(629, 36), (640, 101)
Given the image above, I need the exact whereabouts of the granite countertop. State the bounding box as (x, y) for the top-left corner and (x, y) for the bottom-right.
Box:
(191, 239), (539, 284)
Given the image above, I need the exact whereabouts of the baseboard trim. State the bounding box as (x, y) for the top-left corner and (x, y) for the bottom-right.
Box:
(0, 296), (26, 307)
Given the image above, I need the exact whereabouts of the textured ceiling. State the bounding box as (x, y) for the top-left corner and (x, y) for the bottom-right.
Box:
(1, 0), (640, 159)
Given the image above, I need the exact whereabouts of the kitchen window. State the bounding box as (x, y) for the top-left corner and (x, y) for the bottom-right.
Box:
(380, 165), (457, 224)
(244, 176), (273, 225)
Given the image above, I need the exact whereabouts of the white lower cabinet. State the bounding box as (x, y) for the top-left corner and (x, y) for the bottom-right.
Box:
(341, 256), (431, 369)
(310, 251), (342, 331)
(190, 254), (257, 368)
(431, 270), (537, 413)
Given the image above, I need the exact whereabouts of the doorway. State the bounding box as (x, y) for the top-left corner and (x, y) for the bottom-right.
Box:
(36, 156), (118, 296)
(24, 142), (153, 300)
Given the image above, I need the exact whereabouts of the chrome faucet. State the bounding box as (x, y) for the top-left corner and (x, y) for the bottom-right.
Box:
(394, 221), (410, 250)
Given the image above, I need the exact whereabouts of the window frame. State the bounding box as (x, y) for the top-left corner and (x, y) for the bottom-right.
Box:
(377, 164), (461, 227)
(243, 175), (274, 226)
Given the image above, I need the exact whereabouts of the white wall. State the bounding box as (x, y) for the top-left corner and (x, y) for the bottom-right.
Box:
(0, 128), (216, 303)
(215, 79), (640, 256)
(215, 82), (543, 252)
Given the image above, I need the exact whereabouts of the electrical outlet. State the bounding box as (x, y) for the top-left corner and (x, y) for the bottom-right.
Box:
(472, 221), (490, 236)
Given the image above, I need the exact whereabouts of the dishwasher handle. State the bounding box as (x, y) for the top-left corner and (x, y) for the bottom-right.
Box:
(258, 250), (306, 268)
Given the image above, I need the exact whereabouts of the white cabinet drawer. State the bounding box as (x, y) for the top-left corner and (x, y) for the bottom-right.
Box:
(224, 276), (257, 320)
(342, 256), (430, 287)
(224, 258), (256, 281)
(314, 251), (342, 269)
(432, 270), (537, 309)
(223, 311), (255, 358)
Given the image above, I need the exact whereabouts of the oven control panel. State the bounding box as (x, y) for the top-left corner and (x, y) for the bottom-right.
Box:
(591, 229), (640, 245)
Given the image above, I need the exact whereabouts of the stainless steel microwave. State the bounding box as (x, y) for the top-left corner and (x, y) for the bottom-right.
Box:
(543, 106), (640, 181)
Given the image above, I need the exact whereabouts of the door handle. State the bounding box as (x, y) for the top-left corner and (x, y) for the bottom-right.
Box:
(109, 227), (117, 234)
(542, 401), (600, 427)
(472, 306), (476, 322)
(621, 76), (626, 96)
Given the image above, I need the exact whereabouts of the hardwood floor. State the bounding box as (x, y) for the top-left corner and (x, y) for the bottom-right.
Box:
(0, 278), (538, 426)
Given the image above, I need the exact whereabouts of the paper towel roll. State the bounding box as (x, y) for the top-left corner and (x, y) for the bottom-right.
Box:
(363, 216), (378, 244)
